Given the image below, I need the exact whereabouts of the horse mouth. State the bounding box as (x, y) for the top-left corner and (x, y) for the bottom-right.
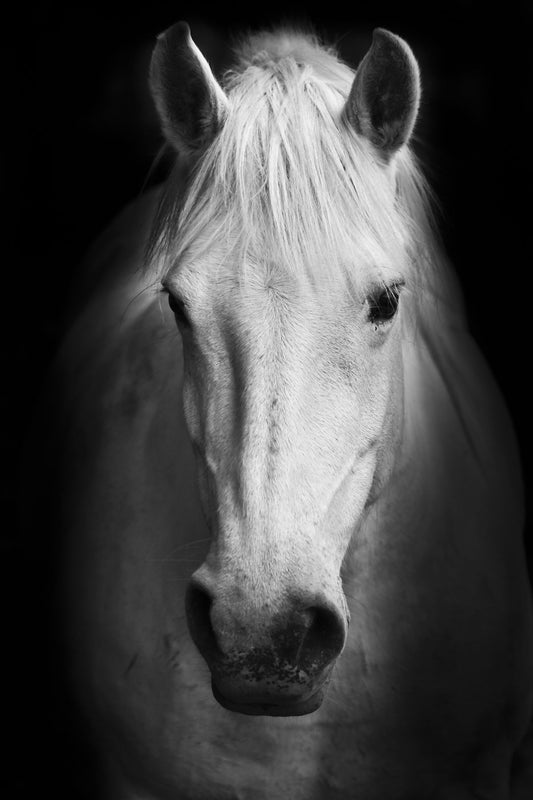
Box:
(211, 680), (326, 716)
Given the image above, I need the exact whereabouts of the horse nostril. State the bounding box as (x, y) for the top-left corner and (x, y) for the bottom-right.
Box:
(298, 604), (346, 669)
(185, 578), (219, 662)
(185, 578), (347, 679)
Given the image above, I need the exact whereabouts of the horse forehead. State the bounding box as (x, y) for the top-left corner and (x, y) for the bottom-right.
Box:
(212, 270), (353, 344)
(174, 250), (380, 310)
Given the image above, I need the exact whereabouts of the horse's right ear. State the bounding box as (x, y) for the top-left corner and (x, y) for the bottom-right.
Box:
(150, 22), (229, 156)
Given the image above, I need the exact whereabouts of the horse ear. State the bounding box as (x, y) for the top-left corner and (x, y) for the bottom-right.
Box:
(344, 28), (420, 160)
(149, 21), (228, 155)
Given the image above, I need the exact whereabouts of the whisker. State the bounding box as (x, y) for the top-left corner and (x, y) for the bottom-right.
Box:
(118, 280), (163, 326)
(155, 537), (212, 558)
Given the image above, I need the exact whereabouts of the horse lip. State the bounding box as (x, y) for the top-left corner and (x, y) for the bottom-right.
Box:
(211, 681), (326, 717)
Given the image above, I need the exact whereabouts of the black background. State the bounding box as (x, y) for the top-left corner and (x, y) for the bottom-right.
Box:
(3, 2), (531, 797)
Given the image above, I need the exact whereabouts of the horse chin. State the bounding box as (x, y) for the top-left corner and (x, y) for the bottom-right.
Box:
(211, 681), (326, 717)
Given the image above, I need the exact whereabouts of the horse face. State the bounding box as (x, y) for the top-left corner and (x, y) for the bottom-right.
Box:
(164, 253), (406, 715)
(153, 22), (419, 715)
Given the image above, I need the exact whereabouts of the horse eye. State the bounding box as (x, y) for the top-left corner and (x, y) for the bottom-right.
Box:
(167, 292), (190, 326)
(367, 283), (402, 326)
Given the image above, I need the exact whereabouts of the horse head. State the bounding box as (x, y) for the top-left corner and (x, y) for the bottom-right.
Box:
(149, 23), (420, 716)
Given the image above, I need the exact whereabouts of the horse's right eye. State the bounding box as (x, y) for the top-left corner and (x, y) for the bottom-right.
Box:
(167, 292), (190, 327)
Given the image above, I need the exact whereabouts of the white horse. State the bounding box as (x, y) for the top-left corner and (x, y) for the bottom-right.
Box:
(49, 22), (533, 799)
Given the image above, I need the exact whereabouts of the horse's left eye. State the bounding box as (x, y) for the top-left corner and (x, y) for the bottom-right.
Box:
(367, 284), (402, 326)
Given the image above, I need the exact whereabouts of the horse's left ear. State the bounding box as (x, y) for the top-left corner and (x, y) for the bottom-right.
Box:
(150, 21), (229, 156)
(344, 29), (421, 160)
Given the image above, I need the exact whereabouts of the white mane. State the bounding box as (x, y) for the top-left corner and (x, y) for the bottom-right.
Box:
(148, 28), (462, 316)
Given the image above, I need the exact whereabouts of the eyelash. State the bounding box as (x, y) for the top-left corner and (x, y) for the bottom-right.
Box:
(367, 282), (403, 326)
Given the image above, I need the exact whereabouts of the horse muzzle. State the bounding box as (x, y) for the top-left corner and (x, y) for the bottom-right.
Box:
(185, 575), (347, 716)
